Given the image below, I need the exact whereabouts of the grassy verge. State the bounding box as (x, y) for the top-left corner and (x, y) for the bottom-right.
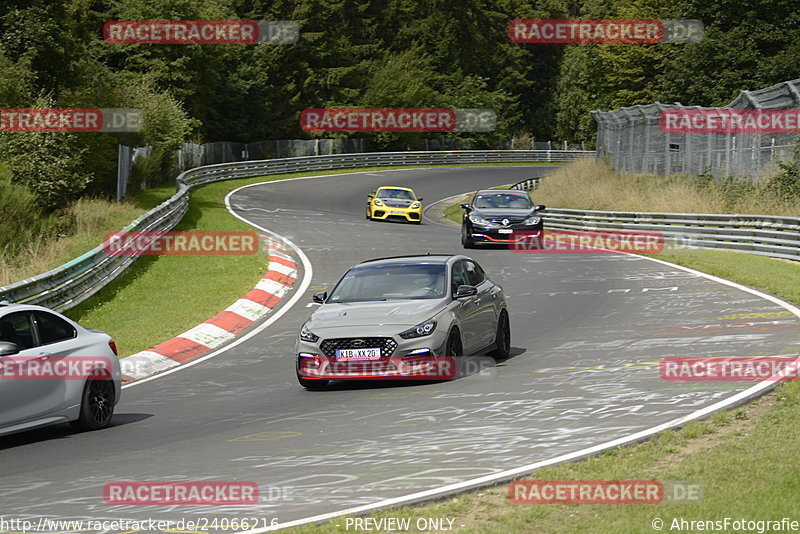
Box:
(0, 180), (175, 286)
(533, 158), (800, 215)
(63, 163), (552, 356)
(443, 194), (472, 223)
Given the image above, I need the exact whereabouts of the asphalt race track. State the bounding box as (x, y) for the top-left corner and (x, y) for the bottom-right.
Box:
(1, 166), (799, 531)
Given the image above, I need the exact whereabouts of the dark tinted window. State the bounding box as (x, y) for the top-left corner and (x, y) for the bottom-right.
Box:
(329, 263), (446, 302)
(451, 261), (471, 293)
(0, 312), (35, 350)
(376, 188), (414, 200)
(473, 192), (532, 210)
(464, 260), (485, 286)
(34, 311), (76, 345)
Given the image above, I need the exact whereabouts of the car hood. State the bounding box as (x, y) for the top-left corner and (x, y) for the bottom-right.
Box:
(308, 300), (443, 330)
(472, 208), (536, 219)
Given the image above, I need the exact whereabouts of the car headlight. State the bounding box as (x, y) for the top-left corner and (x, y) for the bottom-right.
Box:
(300, 324), (319, 343)
(524, 216), (542, 225)
(399, 318), (437, 339)
(469, 213), (496, 227)
(373, 199), (383, 206)
(411, 202), (420, 209)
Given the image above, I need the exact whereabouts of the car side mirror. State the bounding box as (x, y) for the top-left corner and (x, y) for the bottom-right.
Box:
(0, 341), (20, 357)
(312, 291), (327, 304)
(535, 204), (546, 211)
(417, 197), (423, 201)
(454, 285), (478, 299)
(461, 203), (472, 211)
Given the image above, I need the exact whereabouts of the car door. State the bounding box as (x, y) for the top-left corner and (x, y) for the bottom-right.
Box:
(451, 260), (482, 353)
(31, 311), (84, 413)
(0, 311), (67, 426)
(463, 259), (498, 348)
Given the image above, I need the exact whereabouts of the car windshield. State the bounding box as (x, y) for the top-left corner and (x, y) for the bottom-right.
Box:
(473, 192), (533, 210)
(377, 188), (415, 200)
(328, 263), (446, 302)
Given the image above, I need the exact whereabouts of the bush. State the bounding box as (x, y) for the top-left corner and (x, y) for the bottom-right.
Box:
(0, 128), (92, 212)
(0, 163), (60, 260)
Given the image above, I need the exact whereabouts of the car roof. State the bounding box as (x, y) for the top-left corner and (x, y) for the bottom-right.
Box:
(358, 254), (461, 267)
(0, 302), (62, 315)
(475, 189), (528, 195)
(376, 185), (414, 191)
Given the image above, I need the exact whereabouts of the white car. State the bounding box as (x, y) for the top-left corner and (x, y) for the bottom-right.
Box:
(0, 302), (121, 437)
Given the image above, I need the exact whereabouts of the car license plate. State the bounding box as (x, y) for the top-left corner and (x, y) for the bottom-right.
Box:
(498, 228), (513, 234)
(391, 211), (404, 215)
(336, 348), (381, 361)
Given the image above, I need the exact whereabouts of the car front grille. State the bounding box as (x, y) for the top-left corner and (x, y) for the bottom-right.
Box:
(320, 337), (398, 359)
(488, 216), (527, 225)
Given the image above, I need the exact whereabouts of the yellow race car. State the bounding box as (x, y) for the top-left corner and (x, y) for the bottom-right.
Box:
(365, 186), (423, 224)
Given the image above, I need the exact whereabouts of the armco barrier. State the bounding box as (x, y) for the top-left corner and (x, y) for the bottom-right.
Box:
(541, 209), (800, 260)
(510, 178), (800, 261)
(0, 150), (590, 311)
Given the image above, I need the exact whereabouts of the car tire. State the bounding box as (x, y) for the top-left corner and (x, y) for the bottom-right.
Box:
(298, 376), (329, 390)
(413, 219), (422, 225)
(70, 374), (115, 431)
(490, 310), (511, 360)
(446, 328), (463, 358)
(461, 226), (475, 249)
(365, 207), (371, 220)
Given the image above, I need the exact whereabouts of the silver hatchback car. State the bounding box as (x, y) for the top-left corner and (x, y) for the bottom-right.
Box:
(296, 254), (510, 389)
(0, 302), (121, 437)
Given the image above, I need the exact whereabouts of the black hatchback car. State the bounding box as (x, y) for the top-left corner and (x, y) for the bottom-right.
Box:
(460, 189), (545, 248)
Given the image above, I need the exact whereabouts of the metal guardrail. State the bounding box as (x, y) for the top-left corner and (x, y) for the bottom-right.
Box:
(510, 177), (800, 261)
(509, 177), (541, 191)
(0, 150), (591, 311)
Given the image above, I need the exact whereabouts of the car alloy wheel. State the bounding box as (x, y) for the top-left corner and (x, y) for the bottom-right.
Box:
(490, 310), (511, 360)
(72, 375), (115, 431)
(446, 329), (463, 358)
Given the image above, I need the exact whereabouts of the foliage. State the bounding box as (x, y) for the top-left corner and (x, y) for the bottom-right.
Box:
(1, 0), (800, 206)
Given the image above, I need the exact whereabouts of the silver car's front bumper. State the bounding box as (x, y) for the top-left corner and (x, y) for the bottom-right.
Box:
(296, 325), (452, 380)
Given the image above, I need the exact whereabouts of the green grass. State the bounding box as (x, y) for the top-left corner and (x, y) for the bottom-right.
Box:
(64, 178), (271, 357)
(0, 181), (176, 286)
(651, 248), (800, 305)
(443, 198), (468, 223)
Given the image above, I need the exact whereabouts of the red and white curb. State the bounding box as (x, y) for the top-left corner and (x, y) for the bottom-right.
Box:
(120, 237), (298, 382)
